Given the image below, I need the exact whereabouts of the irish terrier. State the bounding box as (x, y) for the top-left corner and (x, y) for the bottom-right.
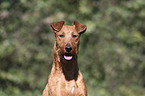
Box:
(42, 21), (87, 96)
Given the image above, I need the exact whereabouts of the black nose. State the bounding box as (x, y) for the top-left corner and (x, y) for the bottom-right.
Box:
(65, 46), (72, 52)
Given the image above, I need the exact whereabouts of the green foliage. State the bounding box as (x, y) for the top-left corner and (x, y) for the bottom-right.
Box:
(0, 0), (145, 96)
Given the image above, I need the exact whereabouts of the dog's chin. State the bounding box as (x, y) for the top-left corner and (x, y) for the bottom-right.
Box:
(63, 53), (73, 61)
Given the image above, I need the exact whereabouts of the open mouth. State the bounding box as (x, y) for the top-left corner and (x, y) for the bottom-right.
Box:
(64, 53), (73, 61)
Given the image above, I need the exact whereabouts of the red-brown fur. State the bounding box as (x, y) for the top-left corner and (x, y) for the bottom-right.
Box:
(42, 21), (87, 96)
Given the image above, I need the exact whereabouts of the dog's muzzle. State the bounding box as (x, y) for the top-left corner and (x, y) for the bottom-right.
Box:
(64, 46), (73, 60)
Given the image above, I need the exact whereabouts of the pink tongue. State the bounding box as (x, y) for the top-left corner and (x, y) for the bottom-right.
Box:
(64, 55), (72, 60)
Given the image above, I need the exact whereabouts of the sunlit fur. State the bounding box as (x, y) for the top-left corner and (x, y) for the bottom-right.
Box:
(42, 21), (87, 96)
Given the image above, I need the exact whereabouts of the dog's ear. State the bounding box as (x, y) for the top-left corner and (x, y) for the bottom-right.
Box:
(72, 21), (87, 34)
(50, 21), (65, 33)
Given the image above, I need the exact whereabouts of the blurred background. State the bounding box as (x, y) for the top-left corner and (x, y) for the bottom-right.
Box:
(0, 0), (145, 96)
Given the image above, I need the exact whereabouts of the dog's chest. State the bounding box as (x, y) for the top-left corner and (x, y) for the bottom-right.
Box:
(65, 82), (77, 94)
(61, 80), (84, 96)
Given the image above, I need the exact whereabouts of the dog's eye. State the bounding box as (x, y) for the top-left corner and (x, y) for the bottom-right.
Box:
(59, 35), (64, 38)
(73, 35), (77, 38)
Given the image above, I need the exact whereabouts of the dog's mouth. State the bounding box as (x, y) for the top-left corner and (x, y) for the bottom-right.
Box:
(64, 53), (73, 61)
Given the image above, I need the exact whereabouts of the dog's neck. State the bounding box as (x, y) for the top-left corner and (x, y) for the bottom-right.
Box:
(53, 42), (79, 81)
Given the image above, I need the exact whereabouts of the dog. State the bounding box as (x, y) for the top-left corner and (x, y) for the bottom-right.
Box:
(42, 21), (87, 96)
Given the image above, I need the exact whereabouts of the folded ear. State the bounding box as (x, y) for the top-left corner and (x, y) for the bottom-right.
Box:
(50, 21), (65, 33)
(72, 21), (87, 34)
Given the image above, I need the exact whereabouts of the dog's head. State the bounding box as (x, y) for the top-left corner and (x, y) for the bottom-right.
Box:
(50, 21), (87, 61)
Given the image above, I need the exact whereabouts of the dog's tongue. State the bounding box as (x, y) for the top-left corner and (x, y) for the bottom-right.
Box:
(64, 55), (72, 60)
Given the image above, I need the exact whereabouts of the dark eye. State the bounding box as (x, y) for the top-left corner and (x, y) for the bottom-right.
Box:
(59, 35), (64, 38)
(73, 35), (77, 38)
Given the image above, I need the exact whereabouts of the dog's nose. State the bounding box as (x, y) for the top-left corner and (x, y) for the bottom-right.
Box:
(65, 46), (72, 52)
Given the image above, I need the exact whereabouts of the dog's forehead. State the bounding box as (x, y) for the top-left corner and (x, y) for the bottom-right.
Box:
(60, 25), (77, 33)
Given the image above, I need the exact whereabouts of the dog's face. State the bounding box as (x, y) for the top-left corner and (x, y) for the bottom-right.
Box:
(51, 21), (87, 61)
